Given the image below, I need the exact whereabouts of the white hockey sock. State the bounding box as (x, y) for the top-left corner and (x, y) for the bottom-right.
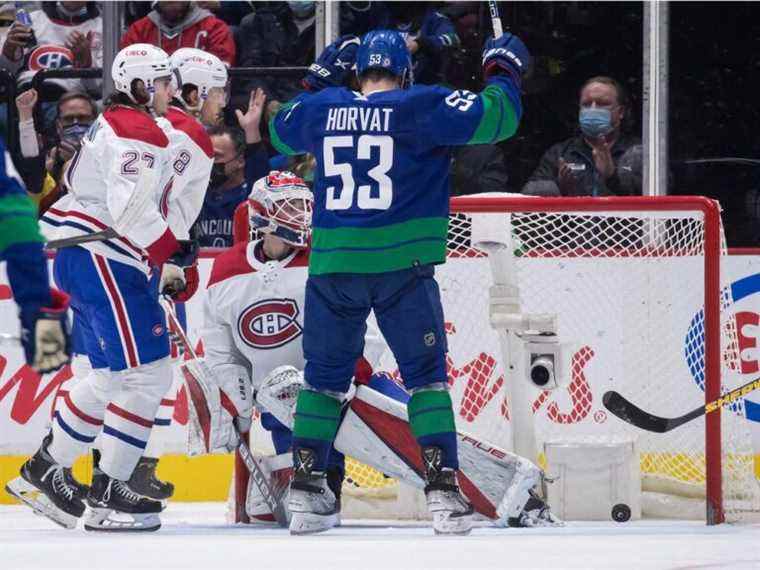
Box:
(49, 366), (113, 467)
(143, 368), (181, 459)
(99, 357), (173, 480)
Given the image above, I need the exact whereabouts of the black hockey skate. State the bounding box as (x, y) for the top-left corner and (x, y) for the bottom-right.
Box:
(5, 432), (85, 529)
(287, 448), (340, 535)
(84, 471), (164, 532)
(508, 489), (564, 528)
(128, 456), (175, 501)
(421, 446), (474, 535)
(63, 468), (89, 500)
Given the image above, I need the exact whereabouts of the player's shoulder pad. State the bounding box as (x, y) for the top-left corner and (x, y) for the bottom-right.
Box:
(165, 107), (214, 158)
(103, 106), (169, 148)
(207, 242), (255, 288)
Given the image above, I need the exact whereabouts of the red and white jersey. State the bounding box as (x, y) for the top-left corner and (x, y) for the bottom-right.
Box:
(156, 105), (214, 240)
(202, 240), (309, 389)
(40, 105), (175, 274)
(17, 9), (103, 92)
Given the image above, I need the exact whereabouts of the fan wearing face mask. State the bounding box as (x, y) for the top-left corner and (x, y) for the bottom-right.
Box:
(522, 76), (642, 197)
(15, 87), (97, 211)
(191, 88), (271, 249)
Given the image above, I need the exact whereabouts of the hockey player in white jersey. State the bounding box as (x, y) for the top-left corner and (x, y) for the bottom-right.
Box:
(126, 47), (224, 501)
(187, 172), (561, 530)
(7, 44), (196, 532)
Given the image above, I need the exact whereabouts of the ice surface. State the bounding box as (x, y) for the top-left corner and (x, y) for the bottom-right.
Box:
(2, 503), (759, 570)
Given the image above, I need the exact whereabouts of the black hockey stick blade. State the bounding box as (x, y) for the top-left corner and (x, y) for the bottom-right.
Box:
(602, 391), (673, 433)
(603, 375), (760, 434)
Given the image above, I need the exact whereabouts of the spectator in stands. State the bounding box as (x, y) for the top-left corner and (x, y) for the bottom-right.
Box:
(371, 1), (460, 85)
(193, 89), (269, 247)
(234, 1), (315, 104)
(16, 87), (96, 211)
(1, 1), (102, 103)
(196, 1), (254, 28)
(522, 76), (642, 197)
(450, 145), (509, 196)
(0, 2), (19, 64)
(120, 1), (236, 66)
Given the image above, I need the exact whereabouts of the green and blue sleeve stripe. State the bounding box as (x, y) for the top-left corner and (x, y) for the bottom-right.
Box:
(466, 80), (521, 145)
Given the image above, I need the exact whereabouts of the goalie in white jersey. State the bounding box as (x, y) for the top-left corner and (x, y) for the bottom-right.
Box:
(197, 171), (355, 522)
(191, 171), (561, 529)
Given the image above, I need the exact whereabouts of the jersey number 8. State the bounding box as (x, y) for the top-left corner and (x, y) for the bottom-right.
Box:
(323, 135), (393, 211)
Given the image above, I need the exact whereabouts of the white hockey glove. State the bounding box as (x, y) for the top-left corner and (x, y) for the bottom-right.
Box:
(255, 365), (304, 429)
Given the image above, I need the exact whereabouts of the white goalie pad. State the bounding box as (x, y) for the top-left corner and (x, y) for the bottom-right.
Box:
(334, 381), (545, 526)
(181, 359), (237, 455)
(245, 452), (293, 523)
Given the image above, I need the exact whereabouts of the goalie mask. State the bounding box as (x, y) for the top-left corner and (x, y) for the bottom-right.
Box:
(249, 171), (313, 249)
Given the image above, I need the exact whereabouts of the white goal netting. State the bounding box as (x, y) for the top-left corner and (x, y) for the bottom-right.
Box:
(240, 196), (760, 524)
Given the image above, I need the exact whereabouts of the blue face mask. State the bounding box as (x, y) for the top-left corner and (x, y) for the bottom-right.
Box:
(61, 122), (91, 142)
(579, 107), (613, 138)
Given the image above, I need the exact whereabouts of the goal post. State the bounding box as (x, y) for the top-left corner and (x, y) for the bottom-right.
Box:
(452, 194), (726, 523)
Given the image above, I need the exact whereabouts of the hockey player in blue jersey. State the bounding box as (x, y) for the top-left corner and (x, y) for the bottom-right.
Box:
(0, 140), (71, 373)
(269, 30), (529, 535)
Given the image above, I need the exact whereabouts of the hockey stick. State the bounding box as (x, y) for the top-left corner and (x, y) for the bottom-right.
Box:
(46, 166), (158, 250)
(159, 297), (289, 526)
(488, 1), (504, 38)
(603, 376), (760, 433)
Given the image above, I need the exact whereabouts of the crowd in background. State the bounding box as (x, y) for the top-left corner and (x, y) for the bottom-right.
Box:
(0, 1), (756, 247)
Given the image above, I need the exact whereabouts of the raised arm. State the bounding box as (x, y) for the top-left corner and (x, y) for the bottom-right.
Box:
(414, 33), (530, 147)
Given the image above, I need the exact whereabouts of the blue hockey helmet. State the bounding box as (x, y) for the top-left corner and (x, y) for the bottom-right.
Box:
(356, 29), (412, 86)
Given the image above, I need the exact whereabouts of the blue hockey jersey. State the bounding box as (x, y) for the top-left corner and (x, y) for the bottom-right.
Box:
(269, 74), (521, 274)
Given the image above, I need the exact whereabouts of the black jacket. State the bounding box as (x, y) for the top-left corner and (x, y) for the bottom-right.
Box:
(234, 3), (311, 103)
(522, 134), (642, 197)
(450, 145), (509, 196)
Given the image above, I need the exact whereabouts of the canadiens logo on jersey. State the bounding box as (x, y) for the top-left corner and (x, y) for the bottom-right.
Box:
(28, 45), (75, 71)
(237, 298), (302, 349)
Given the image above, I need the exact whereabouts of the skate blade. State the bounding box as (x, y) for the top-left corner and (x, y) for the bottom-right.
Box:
(289, 511), (339, 535)
(5, 477), (78, 530)
(432, 512), (473, 536)
(83, 507), (161, 532)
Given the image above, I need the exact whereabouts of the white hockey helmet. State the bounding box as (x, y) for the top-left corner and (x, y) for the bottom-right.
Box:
(170, 48), (229, 110)
(249, 171), (313, 248)
(111, 43), (172, 106)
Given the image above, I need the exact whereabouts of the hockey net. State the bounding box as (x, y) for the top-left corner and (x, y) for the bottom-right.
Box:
(238, 195), (760, 524)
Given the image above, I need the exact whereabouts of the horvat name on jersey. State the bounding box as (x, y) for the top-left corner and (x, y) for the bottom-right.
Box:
(324, 106), (394, 133)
